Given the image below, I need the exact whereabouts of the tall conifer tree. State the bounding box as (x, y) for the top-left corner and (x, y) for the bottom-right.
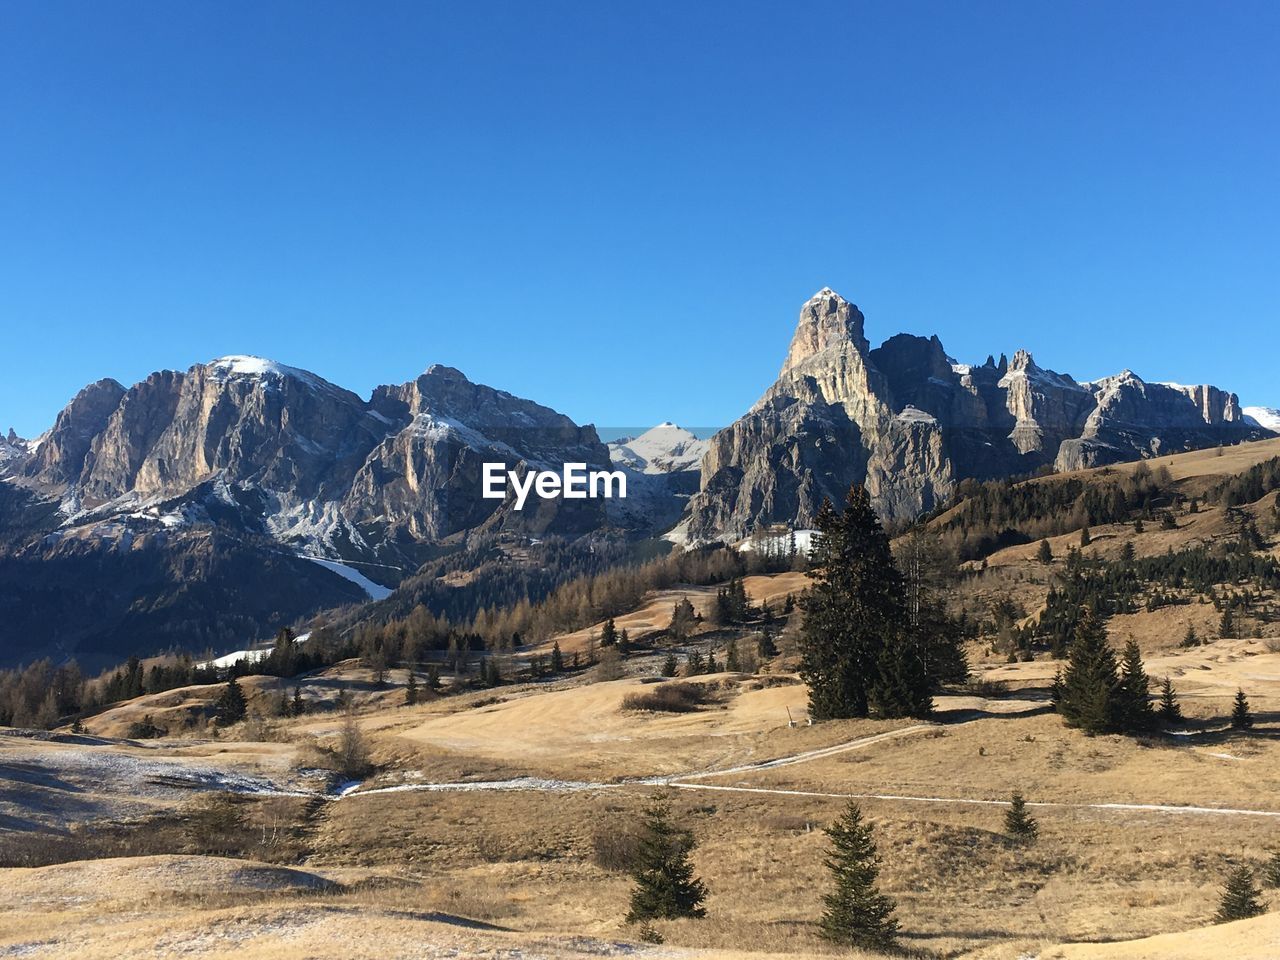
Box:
(1231, 688), (1254, 730)
(625, 795), (708, 924)
(800, 487), (920, 720)
(1157, 676), (1183, 724)
(1215, 866), (1264, 923)
(819, 802), (898, 950)
(1058, 607), (1121, 734)
(1116, 640), (1155, 731)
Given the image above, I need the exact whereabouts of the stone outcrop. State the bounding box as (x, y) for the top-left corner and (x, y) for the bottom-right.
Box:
(344, 364), (612, 542)
(679, 289), (1270, 542)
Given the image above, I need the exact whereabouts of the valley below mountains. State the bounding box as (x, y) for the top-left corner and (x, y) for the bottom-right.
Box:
(0, 291), (1271, 666)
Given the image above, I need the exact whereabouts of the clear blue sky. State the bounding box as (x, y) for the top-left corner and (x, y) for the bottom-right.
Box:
(2, 1), (1277, 438)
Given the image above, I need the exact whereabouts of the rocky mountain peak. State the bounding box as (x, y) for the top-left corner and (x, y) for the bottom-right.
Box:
(22, 378), (127, 486)
(608, 423), (709, 475)
(780, 287), (869, 374)
(201, 355), (353, 399)
(422, 364), (469, 381)
(1009, 348), (1036, 372)
(679, 291), (1270, 543)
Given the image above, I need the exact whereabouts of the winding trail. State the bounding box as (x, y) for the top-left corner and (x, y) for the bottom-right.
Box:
(337, 722), (1280, 819)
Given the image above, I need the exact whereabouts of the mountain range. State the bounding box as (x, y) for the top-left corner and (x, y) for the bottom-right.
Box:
(1, 291), (1271, 666)
(676, 288), (1271, 541)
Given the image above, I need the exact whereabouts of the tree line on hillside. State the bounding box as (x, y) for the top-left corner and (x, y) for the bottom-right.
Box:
(0, 535), (802, 729)
(1035, 537), (1278, 657)
(1213, 455), (1280, 510)
(931, 463), (1176, 560)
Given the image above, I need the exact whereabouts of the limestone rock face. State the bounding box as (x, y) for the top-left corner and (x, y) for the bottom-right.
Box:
(344, 364), (612, 542)
(23, 378), (126, 487)
(1055, 372), (1254, 471)
(679, 289), (1270, 542)
(680, 289), (956, 541)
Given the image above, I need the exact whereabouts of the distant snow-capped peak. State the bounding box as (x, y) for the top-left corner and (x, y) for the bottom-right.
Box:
(608, 422), (710, 474)
(1243, 406), (1280, 432)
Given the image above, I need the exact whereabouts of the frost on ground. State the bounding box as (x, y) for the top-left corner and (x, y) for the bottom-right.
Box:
(0, 736), (312, 829)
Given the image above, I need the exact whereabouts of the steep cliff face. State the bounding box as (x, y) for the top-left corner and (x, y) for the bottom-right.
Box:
(344, 364), (612, 542)
(69, 359), (379, 506)
(680, 289), (957, 541)
(1055, 372), (1254, 471)
(23, 378), (126, 488)
(679, 289), (1270, 542)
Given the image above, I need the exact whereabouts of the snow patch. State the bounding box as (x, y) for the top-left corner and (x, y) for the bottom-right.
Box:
(302, 556), (393, 600)
(1243, 406), (1280, 431)
(205, 355), (346, 396)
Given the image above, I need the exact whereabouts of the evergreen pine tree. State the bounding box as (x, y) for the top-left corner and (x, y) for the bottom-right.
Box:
(551, 641), (564, 672)
(619, 628), (630, 656)
(757, 628), (779, 660)
(669, 598), (696, 640)
(1058, 607), (1121, 735)
(625, 795), (708, 923)
(1116, 640), (1155, 731)
(660, 652), (679, 678)
(1037, 539), (1053, 565)
(868, 637), (932, 719)
(1080, 527), (1092, 547)
(426, 664), (442, 691)
(800, 487), (917, 720)
(1220, 607), (1237, 640)
(601, 618), (619, 647)
(705, 649), (718, 674)
(292, 686), (305, 716)
(1181, 624), (1200, 648)
(818, 801), (898, 950)
(1215, 866), (1264, 923)
(1157, 676), (1183, 724)
(1049, 668), (1063, 709)
(405, 670), (419, 706)
(725, 641), (741, 673)
(215, 678), (247, 725)
(1004, 791), (1039, 842)
(1231, 688), (1253, 730)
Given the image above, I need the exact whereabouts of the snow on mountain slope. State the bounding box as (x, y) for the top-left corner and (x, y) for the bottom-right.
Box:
(608, 422), (710, 474)
(301, 557), (393, 600)
(206, 355), (346, 395)
(0, 430), (31, 476)
(1243, 406), (1280, 432)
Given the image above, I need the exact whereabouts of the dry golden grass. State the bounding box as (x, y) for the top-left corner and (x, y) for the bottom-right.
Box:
(540, 572), (810, 656)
